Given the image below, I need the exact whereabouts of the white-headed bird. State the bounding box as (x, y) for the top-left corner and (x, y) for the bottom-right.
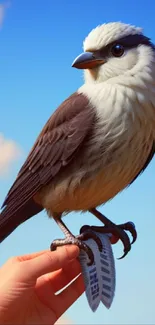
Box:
(1, 22), (155, 264)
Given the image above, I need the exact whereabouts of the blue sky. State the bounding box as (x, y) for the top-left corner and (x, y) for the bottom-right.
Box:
(0, 0), (155, 324)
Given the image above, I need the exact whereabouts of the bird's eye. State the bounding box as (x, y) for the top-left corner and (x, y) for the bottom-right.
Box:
(111, 44), (124, 57)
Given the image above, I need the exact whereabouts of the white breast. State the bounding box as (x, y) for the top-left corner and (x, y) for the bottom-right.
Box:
(75, 82), (155, 206)
(79, 82), (155, 164)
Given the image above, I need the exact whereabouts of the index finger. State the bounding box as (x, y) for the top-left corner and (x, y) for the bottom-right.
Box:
(16, 250), (49, 262)
(22, 245), (80, 280)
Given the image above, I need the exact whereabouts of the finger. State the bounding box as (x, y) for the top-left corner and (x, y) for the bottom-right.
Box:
(40, 259), (82, 293)
(54, 274), (85, 318)
(6, 250), (49, 266)
(22, 245), (80, 280)
(16, 250), (49, 262)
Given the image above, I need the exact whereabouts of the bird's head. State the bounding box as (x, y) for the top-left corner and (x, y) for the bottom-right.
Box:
(72, 22), (155, 84)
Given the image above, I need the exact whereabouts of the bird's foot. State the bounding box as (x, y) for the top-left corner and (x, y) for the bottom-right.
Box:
(81, 221), (137, 259)
(50, 229), (103, 266)
(89, 208), (137, 259)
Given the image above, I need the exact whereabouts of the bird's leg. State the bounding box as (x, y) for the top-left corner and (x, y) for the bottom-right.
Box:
(86, 208), (137, 259)
(50, 216), (103, 266)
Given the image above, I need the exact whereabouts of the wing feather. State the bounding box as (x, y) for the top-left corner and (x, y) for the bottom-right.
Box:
(1, 93), (94, 218)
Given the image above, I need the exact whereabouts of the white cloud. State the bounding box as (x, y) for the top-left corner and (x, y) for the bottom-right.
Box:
(0, 133), (22, 177)
(0, 1), (10, 28)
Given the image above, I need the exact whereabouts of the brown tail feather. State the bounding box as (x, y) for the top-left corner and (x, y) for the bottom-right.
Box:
(0, 199), (43, 243)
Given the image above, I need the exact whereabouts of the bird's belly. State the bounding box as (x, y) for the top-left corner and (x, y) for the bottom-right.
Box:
(51, 169), (128, 211)
(39, 167), (130, 213)
(38, 138), (152, 214)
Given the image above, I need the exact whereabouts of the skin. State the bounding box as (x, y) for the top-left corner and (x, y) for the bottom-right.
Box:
(0, 245), (84, 325)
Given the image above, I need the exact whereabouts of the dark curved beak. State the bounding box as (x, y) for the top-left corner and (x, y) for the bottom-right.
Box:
(72, 52), (105, 69)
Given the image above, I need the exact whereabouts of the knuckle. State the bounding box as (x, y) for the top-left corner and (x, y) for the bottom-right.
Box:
(45, 251), (56, 264)
(63, 246), (70, 259)
(48, 247), (67, 266)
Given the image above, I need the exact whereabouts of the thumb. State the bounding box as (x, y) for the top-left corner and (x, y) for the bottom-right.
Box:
(22, 245), (80, 280)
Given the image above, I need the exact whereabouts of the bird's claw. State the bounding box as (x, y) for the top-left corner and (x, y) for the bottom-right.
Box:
(87, 221), (137, 259)
(118, 221), (137, 244)
(50, 221), (137, 265)
(78, 225), (103, 252)
(50, 234), (96, 266)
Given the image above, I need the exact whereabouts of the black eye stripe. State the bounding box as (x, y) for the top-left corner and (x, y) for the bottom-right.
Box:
(112, 34), (153, 48)
(94, 34), (155, 58)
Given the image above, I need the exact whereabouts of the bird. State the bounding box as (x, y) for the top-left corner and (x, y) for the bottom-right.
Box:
(1, 21), (155, 264)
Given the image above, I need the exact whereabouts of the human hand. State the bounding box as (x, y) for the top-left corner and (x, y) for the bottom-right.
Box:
(0, 245), (84, 325)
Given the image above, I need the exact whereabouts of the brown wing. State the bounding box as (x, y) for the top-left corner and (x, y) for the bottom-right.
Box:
(1, 92), (95, 218)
